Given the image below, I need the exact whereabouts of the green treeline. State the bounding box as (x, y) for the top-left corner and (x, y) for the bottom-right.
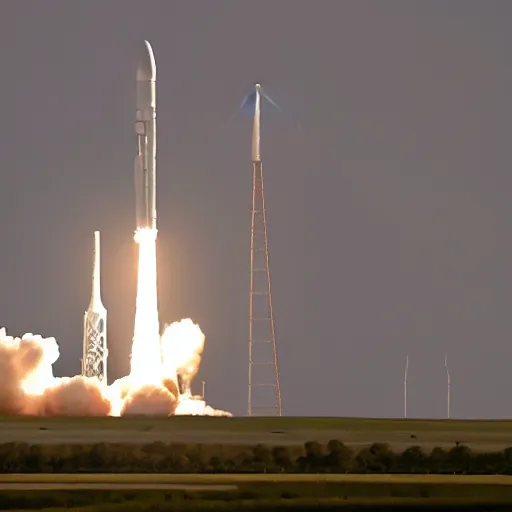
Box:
(2, 440), (512, 474)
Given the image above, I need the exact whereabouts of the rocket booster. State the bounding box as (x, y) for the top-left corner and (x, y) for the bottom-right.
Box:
(134, 40), (157, 230)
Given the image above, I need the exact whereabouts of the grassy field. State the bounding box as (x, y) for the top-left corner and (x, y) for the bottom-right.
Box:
(2, 415), (512, 451)
(1, 474), (512, 510)
(2, 473), (512, 485)
(3, 497), (512, 512)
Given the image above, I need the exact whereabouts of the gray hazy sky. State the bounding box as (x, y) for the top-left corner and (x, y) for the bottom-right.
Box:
(1, 1), (511, 418)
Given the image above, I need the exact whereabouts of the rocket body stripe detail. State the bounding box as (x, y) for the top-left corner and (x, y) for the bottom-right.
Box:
(135, 40), (157, 230)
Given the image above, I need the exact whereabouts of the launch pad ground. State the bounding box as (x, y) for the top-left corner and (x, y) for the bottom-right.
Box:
(2, 416), (512, 451)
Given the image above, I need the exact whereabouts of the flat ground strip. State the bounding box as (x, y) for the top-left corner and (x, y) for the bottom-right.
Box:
(1, 416), (512, 451)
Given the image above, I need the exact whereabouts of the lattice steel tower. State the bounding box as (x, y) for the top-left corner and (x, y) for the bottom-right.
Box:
(248, 83), (282, 416)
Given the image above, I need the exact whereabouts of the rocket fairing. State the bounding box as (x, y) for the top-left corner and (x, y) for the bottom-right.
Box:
(82, 231), (108, 383)
(134, 40), (157, 231)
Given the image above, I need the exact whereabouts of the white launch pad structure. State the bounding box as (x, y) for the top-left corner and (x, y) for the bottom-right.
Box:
(82, 230), (108, 383)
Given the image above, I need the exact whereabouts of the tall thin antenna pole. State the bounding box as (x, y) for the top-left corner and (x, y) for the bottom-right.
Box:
(404, 355), (409, 418)
(248, 84), (282, 417)
(445, 354), (451, 419)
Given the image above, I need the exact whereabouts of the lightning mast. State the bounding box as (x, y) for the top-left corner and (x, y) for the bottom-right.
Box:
(248, 83), (282, 416)
(82, 231), (108, 383)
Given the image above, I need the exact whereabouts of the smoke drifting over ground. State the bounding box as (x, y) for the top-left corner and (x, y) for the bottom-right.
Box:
(0, 323), (231, 418)
(0, 229), (231, 418)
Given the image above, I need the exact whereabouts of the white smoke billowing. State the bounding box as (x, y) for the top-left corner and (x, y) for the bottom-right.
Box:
(43, 376), (112, 416)
(0, 323), (231, 418)
(0, 228), (232, 418)
(161, 319), (205, 395)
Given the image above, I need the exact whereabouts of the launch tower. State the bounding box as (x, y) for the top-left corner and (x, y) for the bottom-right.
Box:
(248, 84), (282, 416)
(82, 231), (108, 383)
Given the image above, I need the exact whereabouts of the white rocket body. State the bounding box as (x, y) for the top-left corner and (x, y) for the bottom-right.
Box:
(134, 40), (157, 231)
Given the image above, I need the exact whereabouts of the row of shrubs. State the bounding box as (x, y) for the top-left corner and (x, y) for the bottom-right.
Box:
(1, 440), (512, 474)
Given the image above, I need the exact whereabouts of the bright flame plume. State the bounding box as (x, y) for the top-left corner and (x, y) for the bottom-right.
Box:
(0, 228), (231, 417)
(130, 228), (162, 386)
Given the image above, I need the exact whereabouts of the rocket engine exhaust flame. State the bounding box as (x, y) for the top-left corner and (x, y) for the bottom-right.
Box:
(0, 320), (230, 417)
(0, 232), (230, 417)
(130, 228), (161, 386)
(0, 227), (231, 418)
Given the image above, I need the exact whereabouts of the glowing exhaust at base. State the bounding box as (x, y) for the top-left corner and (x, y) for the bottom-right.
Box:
(0, 231), (231, 418)
(130, 228), (162, 387)
(0, 320), (231, 417)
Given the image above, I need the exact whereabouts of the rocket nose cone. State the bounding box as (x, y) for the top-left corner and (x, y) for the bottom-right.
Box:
(137, 40), (156, 81)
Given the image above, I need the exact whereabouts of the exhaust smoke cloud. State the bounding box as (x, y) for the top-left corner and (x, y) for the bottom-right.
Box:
(0, 229), (231, 418)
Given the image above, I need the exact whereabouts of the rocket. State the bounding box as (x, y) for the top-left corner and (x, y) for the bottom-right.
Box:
(134, 40), (157, 230)
(82, 231), (108, 383)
